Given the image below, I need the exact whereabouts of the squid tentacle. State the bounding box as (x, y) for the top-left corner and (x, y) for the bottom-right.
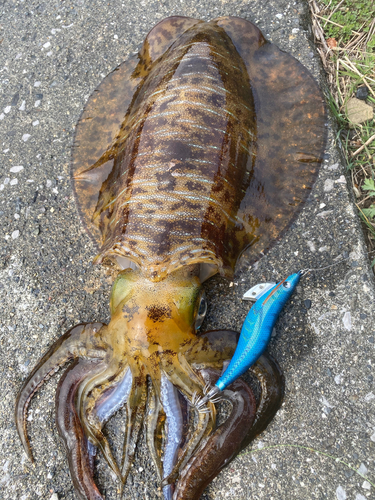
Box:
(94, 367), (132, 425)
(55, 359), (105, 500)
(15, 322), (105, 460)
(84, 365), (133, 481)
(121, 363), (147, 483)
(174, 367), (257, 500)
(240, 353), (285, 450)
(160, 374), (184, 500)
(78, 362), (131, 481)
(185, 330), (239, 369)
(161, 363), (215, 487)
(145, 383), (164, 482)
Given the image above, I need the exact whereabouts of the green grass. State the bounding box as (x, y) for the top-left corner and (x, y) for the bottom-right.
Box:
(319, 0), (375, 45)
(313, 0), (375, 258)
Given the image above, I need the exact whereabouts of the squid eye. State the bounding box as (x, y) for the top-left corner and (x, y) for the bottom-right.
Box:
(195, 292), (207, 330)
(282, 281), (291, 289)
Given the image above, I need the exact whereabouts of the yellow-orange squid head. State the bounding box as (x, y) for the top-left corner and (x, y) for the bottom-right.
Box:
(107, 266), (208, 398)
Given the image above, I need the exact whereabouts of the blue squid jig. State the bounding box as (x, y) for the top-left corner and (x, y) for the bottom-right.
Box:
(197, 271), (304, 407)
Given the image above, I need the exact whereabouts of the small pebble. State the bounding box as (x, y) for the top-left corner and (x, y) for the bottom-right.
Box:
(304, 299), (312, 309)
(327, 163), (339, 171)
(19, 100), (26, 111)
(357, 463), (368, 475)
(43, 41), (51, 48)
(336, 485), (347, 500)
(34, 81), (41, 87)
(356, 85), (369, 101)
(307, 240), (316, 252)
(342, 311), (352, 331)
(10, 165), (23, 173)
(324, 179), (334, 192)
(334, 374), (342, 385)
(12, 230), (20, 240)
(22, 134), (31, 142)
(10, 179), (18, 186)
(32, 120), (39, 126)
(35, 100), (41, 107)
(4, 105), (11, 114)
(362, 481), (371, 490)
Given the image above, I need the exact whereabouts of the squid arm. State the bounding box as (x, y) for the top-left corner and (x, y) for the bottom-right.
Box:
(173, 367), (256, 500)
(55, 358), (105, 500)
(241, 353), (285, 450)
(15, 322), (106, 461)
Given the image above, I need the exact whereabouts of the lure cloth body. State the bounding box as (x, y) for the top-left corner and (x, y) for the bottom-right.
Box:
(218, 273), (301, 392)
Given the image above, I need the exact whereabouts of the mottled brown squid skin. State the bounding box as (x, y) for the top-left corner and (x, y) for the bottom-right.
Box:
(90, 21), (258, 280)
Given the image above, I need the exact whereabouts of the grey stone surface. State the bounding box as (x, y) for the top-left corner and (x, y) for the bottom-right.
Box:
(0, 1), (374, 499)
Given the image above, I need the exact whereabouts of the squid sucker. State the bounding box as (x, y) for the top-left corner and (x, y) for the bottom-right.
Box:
(15, 16), (326, 500)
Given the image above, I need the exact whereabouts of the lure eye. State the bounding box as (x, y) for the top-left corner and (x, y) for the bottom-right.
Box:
(195, 292), (207, 330)
(282, 281), (291, 289)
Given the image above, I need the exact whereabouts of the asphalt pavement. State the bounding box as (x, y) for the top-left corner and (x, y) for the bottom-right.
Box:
(0, 1), (374, 499)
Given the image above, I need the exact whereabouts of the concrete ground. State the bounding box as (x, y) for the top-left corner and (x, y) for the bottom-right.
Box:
(0, 0), (374, 499)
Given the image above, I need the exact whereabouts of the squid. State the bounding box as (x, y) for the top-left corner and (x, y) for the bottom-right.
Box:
(15, 15), (326, 500)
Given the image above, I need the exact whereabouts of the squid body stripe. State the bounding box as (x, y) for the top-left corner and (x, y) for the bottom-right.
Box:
(168, 83), (227, 95)
(175, 173), (214, 184)
(148, 110), (179, 120)
(124, 212), (217, 228)
(171, 100), (227, 118)
(118, 190), (224, 208)
(200, 84), (231, 95)
(170, 54), (214, 63)
(121, 239), (214, 258)
(209, 49), (241, 70)
(137, 149), (171, 157)
(167, 85), (226, 99)
(171, 73), (221, 84)
(176, 118), (226, 134)
(151, 129), (186, 137)
(241, 144), (256, 156)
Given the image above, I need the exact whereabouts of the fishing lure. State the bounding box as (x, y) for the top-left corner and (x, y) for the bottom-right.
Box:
(197, 253), (362, 407)
(196, 271), (303, 407)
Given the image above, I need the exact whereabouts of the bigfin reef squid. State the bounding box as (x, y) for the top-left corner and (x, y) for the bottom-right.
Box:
(15, 16), (326, 500)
